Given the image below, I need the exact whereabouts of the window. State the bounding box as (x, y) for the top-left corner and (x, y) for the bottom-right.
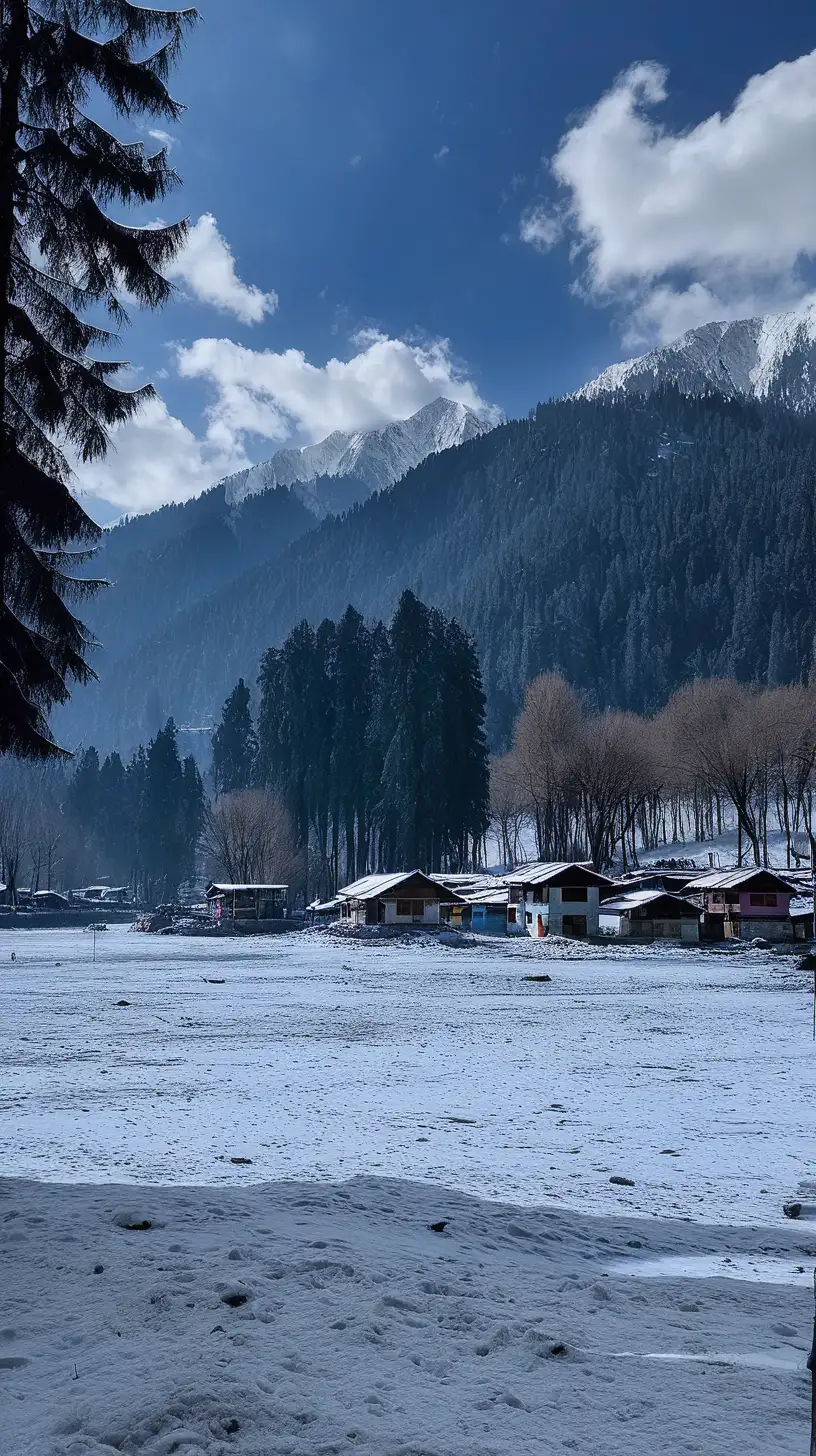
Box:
(712, 891), (723, 904)
(749, 893), (777, 907)
(525, 911), (533, 925)
(509, 886), (522, 904)
(396, 898), (428, 918)
(507, 906), (517, 924)
(561, 886), (587, 902)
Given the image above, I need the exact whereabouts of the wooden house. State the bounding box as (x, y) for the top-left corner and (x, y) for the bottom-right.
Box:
(504, 862), (615, 938)
(599, 889), (701, 942)
(205, 882), (288, 924)
(684, 867), (798, 941)
(336, 870), (463, 927)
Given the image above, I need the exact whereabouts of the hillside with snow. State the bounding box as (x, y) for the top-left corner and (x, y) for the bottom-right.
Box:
(224, 397), (496, 515)
(576, 305), (816, 406)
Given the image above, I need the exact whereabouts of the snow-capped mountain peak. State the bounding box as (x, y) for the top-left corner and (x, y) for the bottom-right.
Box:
(223, 397), (496, 513)
(575, 303), (816, 406)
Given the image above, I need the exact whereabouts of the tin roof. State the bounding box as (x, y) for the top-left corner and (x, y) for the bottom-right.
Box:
(464, 886), (510, 906)
(337, 870), (463, 901)
(601, 889), (700, 914)
(684, 868), (796, 891)
(207, 883), (288, 894)
(504, 861), (614, 888)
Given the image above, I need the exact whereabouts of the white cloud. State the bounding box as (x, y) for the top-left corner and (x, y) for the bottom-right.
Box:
(148, 128), (176, 151)
(522, 50), (816, 343)
(166, 214), (278, 325)
(176, 328), (497, 449)
(349, 154), (362, 168)
(75, 396), (249, 513)
(519, 205), (562, 252)
(433, 145), (450, 163)
(73, 330), (496, 514)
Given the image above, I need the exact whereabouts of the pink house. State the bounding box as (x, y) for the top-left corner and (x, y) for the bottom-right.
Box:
(685, 867), (797, 942)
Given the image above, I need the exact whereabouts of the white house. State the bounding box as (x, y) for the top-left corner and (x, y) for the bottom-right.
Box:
(504, 861), (614, 938)
(335, 870), (463, 927)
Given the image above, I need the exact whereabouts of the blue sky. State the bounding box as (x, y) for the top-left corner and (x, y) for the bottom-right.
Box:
(80, 0), (816, 517)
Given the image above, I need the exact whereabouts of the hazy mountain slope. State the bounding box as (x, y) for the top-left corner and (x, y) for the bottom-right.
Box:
(61, 391), (816, 754)
(74, 485), (318, 722)
(577, 305), (816, 406)
(223, 397), (495, 508)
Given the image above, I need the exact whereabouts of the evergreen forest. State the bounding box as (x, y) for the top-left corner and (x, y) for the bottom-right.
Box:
(58, 388), (816, 755)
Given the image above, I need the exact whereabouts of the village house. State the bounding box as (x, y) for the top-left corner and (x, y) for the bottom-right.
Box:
(684, 867), (799, 941)
(464, 883), (511, 934)
(205, 883), (288, 925)
(599, 889), (701, 942)
(335, 870), (463, 927)
(504, 862), (615, 938)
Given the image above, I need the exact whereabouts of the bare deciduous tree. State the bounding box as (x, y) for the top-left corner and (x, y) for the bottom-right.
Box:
(572, 711), (655, 870)
(489, 753), (529, 868)
(510, 673), (584, 860)
(0, 790), (29, 904)
(200, 791), (304, 896)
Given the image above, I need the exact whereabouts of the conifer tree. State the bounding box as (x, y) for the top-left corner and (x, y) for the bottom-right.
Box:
(65, 742), (100, 841)
(138, 717), (194, 900)
(212, 678), (256, 795)
(0, 1), (197, 757)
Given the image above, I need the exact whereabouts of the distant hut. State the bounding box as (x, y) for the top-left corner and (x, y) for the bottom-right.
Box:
(205, 883), (288, 925)
(599, 889), (701, 942)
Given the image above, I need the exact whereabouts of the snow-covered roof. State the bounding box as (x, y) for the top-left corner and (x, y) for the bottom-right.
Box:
(465, 886), (510, 906)
(504, 861), (613, 887)
(435, 873), (498, 887)
(337, 870), (462, 901)
(685, 868), (795, 891)
(310, 898), (342, 913)
(601, 889), (699, 914)
(207, 883), (287, 894)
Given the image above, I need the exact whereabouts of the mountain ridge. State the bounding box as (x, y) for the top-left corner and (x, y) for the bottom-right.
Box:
(223, 396), (496, 515)
(575, 304), (816, 406)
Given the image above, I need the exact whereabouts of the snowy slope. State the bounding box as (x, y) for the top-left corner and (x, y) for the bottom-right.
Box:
(224, 397), (495, 512)
(576, 304), (816, 406)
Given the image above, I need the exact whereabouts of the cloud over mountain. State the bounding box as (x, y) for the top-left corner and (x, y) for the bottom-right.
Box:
(522, 49), (816, 344)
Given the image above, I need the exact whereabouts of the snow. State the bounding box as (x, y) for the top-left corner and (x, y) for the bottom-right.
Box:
(575, 301), (816, 405)
(2, 1172), (813, 1455)
(2, 927), (815, 1454)
(222, 398), (495, 508)
(1, 927), (814, 1220)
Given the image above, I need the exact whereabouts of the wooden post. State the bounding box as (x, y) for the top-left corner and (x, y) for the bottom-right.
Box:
(808, 1269), (815, 1456)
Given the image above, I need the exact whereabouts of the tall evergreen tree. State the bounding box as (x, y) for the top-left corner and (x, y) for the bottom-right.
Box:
(331, 606), (373, 881)
(0, 0), (197, 756)
(180, 751), (203, 888)
(65, 743), (100, 845)
(138, 717), (191, 901)
(97, 749), (129, 880)
(211, 678), (256, 794)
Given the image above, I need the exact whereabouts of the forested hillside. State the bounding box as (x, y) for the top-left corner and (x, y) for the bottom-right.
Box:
(80, 483), (320, 680)
(61, 389), (816, 753)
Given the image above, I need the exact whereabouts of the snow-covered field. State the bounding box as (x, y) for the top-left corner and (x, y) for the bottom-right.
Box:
(1, 927), (815, 1454)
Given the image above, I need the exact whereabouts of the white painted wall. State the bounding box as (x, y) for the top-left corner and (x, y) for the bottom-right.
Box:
(522, 886), (601, 938)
